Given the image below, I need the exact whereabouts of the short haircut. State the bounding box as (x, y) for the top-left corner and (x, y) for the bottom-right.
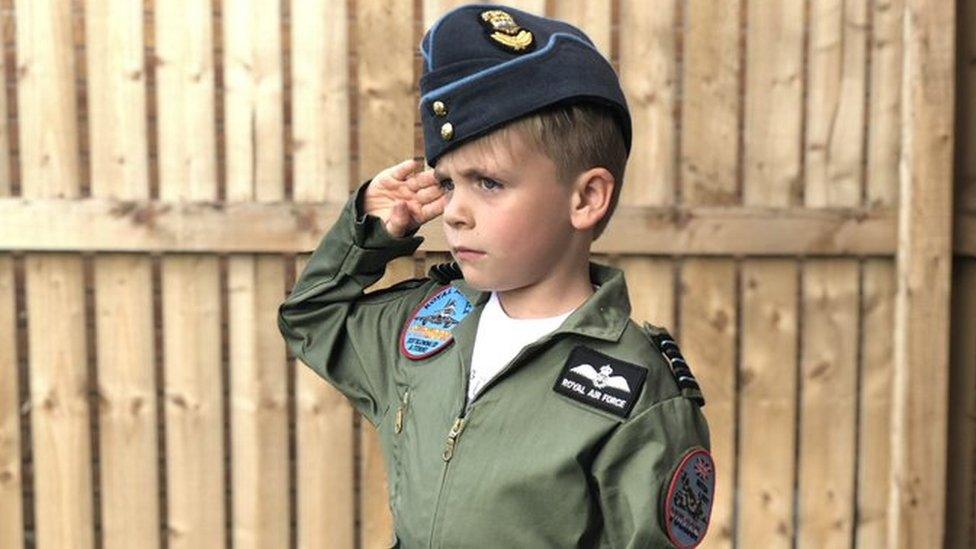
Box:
(476, 102), (628, 240)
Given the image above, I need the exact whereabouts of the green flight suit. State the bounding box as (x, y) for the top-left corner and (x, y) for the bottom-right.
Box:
(277, 180), (713, 548)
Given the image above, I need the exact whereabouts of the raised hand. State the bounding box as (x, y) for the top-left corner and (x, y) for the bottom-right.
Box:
(363, 158), (448, 238)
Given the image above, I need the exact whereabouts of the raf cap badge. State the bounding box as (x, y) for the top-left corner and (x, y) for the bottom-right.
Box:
(664, 448), (715, 548)
(400, 285), (473, 360)
(479, 9), (535, 54)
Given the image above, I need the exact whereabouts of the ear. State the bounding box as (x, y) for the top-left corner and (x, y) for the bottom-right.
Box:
(568, 167), (615, 232)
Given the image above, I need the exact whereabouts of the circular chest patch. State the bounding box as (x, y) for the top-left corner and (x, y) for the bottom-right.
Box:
(400, 286), (473, 360)
(665, 447), (715, 548)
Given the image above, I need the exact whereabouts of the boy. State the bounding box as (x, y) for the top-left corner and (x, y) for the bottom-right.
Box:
(278, 5), (713, 548)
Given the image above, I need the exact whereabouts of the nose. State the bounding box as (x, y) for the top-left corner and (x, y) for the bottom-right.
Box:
(443, 185), (474, 230)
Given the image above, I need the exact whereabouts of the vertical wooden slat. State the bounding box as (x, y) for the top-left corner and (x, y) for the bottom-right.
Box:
(865, 0), (903, 208)
(85, 1), (158, 548)
(737, 260), (797, 548)
(423, 0), (545, 29)
(804, 0), (868, 207)
(223, 1), (288, 548)
(618, 0), (677, 207)
(0, 255), (22, 549)
(290, 0), (355, 546)
(356, 1), (415, 546)
(743, 0), (804, 208)
(155, 0), (223, 547)
(0, 8), (21, 542)
(889, 0), (954, 545)
(15, 0), (93, 547)
(292, 254), (355, 549)
(679, 3), (741, 546)
(738, 3), (803, 545)
(615, 256), (674, 330)
(857, 259), (895, 547)
(291, 0), (348, 204)
(947, 260), (976, 549)
(680, 0), (741, 206)
(550, 0), (611, 56)
(798, 259), (859, 548)
(680, 259), (736, 549)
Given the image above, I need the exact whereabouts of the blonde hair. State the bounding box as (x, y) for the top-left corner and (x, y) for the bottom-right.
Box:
(478, 102), (628, 240)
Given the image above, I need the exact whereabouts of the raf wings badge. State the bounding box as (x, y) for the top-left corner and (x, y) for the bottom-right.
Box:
(479, 9), (535, 54)
(400, 285), (473, 360)
(552, 346), (647, 419)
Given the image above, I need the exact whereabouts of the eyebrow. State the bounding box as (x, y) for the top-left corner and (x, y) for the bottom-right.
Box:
(433, 166), (500, 181)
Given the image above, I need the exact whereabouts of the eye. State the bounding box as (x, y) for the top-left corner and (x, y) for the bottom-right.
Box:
(479, 178), (502, 191)
(438, 179), (454, 191)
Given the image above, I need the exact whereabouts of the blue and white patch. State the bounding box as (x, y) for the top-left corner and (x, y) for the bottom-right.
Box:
(665, 448), (715, 548)
(400, 286), (473, 360)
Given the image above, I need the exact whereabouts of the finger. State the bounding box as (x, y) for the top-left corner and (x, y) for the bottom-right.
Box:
(420, 194), (448, 221)
(412, 168), (439, 187)
(385, 201), (411, 237)
(388, 157), (423, 181)
(414, 182), (445, 203)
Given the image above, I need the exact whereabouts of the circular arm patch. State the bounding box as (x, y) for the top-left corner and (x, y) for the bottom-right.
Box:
(664, 447), (715, 548)
(400, 285), (473, 360)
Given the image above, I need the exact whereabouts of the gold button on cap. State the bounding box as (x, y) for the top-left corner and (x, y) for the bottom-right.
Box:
(440, 122), (454, 140)
(432, 100), (447, 116)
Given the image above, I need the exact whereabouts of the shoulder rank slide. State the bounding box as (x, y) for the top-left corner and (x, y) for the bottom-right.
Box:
(400, 285), (473, 360)
(427, 261), (463, 284)
(665, 447), (715, 548)
(644, 324), (705, 407)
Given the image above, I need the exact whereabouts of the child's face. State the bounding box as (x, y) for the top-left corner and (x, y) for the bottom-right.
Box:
(435, 129), (579, 292)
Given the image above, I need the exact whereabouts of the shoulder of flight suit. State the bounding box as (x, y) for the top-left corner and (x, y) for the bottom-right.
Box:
(278, 178), (442, 427)
(590, 320), (714, 547)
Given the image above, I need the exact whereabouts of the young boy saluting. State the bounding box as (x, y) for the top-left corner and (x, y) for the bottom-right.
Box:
(278, 5), (714, 548)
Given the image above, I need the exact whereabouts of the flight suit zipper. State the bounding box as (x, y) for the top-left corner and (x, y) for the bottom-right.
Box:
(392, 388), (410, 521)
(426, 336), (557, 548)
(394, 389), (410, 434)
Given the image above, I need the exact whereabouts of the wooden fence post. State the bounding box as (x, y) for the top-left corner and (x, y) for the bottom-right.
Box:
(889, 0), (955, 546)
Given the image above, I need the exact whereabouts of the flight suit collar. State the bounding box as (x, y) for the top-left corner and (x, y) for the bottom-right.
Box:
(448, 261), (631, 343)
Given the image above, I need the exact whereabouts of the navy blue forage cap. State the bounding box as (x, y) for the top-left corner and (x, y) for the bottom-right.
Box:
(418, 4), (632, 167)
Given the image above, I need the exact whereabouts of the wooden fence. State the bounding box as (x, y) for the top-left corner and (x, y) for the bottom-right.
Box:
(0, 0), (972, 547)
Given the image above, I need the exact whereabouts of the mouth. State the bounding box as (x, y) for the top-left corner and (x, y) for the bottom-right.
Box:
(453, 247), (486, 260)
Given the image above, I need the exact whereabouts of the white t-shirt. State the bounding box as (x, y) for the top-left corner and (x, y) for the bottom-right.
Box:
(467, 290), (581, 402)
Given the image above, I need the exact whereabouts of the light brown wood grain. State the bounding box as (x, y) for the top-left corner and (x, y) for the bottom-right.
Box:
(85, 1), (160, 547)
(738, 260), (797, 548)
(681, 0), (741, 206)
(798, 259), (859, 548)
(857, 259), (895, 547)
(889, 0), (954, 545)
(223, 2), (290, 547)
(680, 259), (736, 549)
(619, 0), (677, 207)
(16, 0), (93, 546)
(155, 1), (224, 547)
(0, 256), (22, 549)
(805, 0), (867, 208)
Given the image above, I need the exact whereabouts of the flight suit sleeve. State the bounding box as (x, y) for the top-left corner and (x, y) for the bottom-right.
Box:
(277, 179), (425, 427)
(591, 395), (714, 548)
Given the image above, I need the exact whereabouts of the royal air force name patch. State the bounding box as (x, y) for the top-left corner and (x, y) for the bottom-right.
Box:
(552, 346), (647, 419)
(665, 448), (715, 548)
(400, 285), (473, 360)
